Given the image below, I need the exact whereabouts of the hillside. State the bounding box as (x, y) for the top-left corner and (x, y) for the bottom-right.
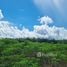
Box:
(0, 38), (67, 67)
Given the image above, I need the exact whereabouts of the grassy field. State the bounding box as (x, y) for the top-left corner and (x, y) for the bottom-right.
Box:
(0, 38), (67, 67)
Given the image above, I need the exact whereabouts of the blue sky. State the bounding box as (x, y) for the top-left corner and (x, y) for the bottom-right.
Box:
(0, 0), (67, 39)
(0, 0), (67, 30)
(0, 0), (41, 30)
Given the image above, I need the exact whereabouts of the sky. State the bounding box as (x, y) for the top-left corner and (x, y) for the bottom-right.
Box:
(0, 0), (67, 39)
(0, 0), (67, 29)
(0, 0), (41, 30)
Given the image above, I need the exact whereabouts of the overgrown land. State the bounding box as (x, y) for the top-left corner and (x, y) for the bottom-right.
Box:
(0, 38), (67, 67)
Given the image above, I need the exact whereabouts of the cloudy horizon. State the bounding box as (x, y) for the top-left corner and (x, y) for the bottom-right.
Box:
(0, 9), (67, 40)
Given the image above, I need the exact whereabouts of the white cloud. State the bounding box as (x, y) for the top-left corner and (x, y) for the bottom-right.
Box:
(53, 0), (64, 9)
(33, 16), (67, 40)
(0, 20), (44, 39)
(33, 0), (66, 15)
(33, 0), (52, 13)
(34, 24), (67, 40)
(33, 0), (52, 7)
(0, 9), (4, 20)
(0, 9), (67, 40)
(38, 16), (53, 25)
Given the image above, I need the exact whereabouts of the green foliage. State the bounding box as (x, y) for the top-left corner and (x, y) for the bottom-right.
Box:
(0, 38), (67, 67)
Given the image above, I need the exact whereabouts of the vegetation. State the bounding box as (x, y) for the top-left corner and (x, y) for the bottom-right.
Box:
(0, 38), (67, 67)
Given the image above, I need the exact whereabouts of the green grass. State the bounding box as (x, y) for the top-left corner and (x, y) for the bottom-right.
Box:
(0, 38), (67, 67)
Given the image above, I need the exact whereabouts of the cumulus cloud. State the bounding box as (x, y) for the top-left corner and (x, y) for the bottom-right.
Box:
(34, 16), (67, 40)
(0, 9), (67, 40)
(34, 24), (67, 40)
(0, 20), (44, 39)
(38, 16), (53, 25)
